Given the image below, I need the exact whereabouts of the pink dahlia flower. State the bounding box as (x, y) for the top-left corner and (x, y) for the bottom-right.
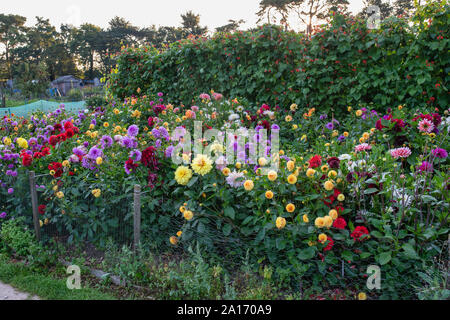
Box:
(418, 119), (435, 133)
(390, 147), (412, 159)
(355, 143), (372, 153)
(199, 93), (211, 100)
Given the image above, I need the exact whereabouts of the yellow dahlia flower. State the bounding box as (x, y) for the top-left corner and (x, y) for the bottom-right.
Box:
(170, 236), (178, 245)
(265, 190), (274, 199)
(175, 166), (193, 185)
(324, 215), (333, 228)
(324, 180), (335, 191)
(315, 217), (325, 228)
(329, 209), (338, 220)
(244, 180), (254, 191)
(16, 138), (28, 149)
(92, 189), (101, 198)
(318, 233), (327, 243)
(222, 167), (231, 176)
(287, 160), (295, 171)
(191, 154), (213, 176)
(183, 210), (194, 220)
(276, 217), (286, 229)
(286, 203), (295, 213)
(267, 170), (277, 181)
(306, 168), (316, 178)
(287, 174), (297, 184)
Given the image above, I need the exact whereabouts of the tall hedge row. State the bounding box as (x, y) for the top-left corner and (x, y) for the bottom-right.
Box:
(108, 3), (449, 112)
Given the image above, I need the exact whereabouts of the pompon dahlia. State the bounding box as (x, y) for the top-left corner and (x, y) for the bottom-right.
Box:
(390, 147), (412, 159)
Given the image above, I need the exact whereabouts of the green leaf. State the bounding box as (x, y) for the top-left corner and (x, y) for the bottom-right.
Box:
(298, 247), (315, 260)
(276, 238), (286, 250)
(377, 251), (392, 265)
(186, 176), (198, 188)
(364, 188), (379, 195)
(341, 250), (353, 262)
(224, 207), (235, 220)
(402, 243), (419, 259)
(222, 223), (232, 236)
(371, 230), (384, 238)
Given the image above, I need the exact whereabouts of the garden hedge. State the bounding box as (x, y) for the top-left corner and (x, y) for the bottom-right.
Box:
(109, 3), (449, 114)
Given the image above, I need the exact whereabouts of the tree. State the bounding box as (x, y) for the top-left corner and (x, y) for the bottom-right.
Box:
(393, 0), (415, 17)
(15, 61), (49, 98)
(0, 14), (26, 79)
(72, 23), (103, 79)
(215, 19), (246, 33)
(359, 0), (394, 20)
(289, 0), (349, 35)
(256, 0), (292, 27)
(180, 11), (208, 36)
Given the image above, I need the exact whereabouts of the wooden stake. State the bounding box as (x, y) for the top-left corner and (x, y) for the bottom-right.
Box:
(29, 171), (40, 241)
(133, 185), (141, 250)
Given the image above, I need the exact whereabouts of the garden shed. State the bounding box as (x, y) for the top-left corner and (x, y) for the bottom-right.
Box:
(51, 75), (82, 96)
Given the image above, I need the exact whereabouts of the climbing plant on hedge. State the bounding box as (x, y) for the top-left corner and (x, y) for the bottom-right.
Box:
(108, 2), (448, 114)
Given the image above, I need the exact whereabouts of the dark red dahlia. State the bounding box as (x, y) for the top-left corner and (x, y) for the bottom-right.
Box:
(141, 146), (159, 171)
(327, 157), (340, 169)
(38, 204), (46, 215)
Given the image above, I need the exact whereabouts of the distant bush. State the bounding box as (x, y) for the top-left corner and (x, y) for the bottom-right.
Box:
(85, 95), (107, 109)
(67, 88), (84, 101)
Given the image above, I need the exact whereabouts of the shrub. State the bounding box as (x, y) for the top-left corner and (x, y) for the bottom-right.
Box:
(108, 3), (449, 114)
(0, 217), (40, 258)
(67, 88), (84, 102)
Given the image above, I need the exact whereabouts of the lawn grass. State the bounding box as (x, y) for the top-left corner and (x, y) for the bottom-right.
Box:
(5, 99), (40, 108)
(0, 256), (117, 300)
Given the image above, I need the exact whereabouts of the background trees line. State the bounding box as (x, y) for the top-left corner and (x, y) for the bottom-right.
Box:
(0, 0), (416, 83)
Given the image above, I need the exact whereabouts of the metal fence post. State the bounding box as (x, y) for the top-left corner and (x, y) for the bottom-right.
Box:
(133, 184), (141, 250)
(29, 171), (41, 241)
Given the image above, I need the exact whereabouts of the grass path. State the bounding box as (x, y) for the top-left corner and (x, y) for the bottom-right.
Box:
(0, 280), (40, 300)
(0, 258), (117, 300)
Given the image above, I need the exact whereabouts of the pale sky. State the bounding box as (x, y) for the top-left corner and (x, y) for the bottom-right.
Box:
(1, 0), (369, 32)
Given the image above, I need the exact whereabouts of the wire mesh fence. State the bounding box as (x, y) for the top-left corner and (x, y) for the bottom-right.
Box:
(0, 100), (86, 118)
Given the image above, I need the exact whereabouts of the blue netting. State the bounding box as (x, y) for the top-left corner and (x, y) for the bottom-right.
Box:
(1, 100), (86, 118)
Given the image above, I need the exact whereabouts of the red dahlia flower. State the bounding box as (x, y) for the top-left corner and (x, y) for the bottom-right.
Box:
(54, 123), (63, 132)
(49, 135), (58, 146)
(308, 155), (322, 168)
(48, 162), (63, 178)
(323, 236), (334, 252)
(141, 146), (159, 171)
(65, 128), (74, 138)
(22, 153), (33, 166)
(333, 217), (347, 229)
(38, 204), (46, 215)
(350, 226), (369, 242)
(64, 121), (73, 130)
